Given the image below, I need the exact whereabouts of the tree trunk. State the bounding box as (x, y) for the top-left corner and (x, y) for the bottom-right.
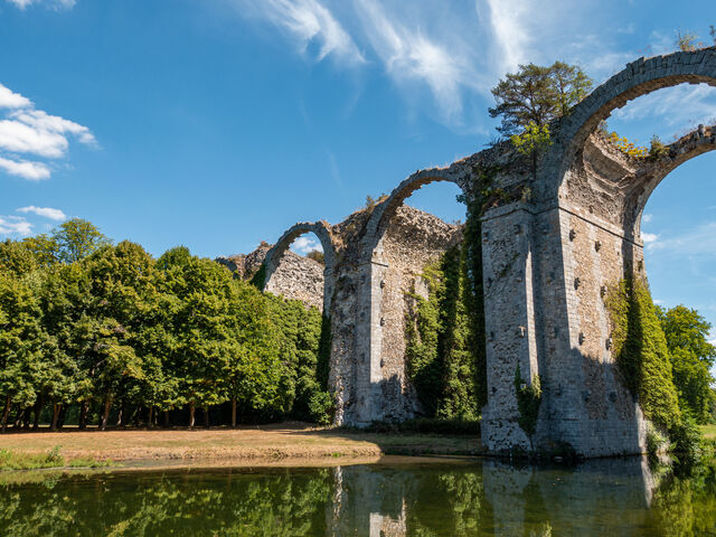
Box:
(23, 408), (31, 430)
(79, 401), (88, 430)
(100, 398), (112, 431)
(12, 408), (25, 429)
(33, 397), (42, 430)
(1, 396), (11, 433)
(203, 407), (209, 428)
(57, 405), (67, 430)
(189, 402), (195, 428)
(148, 407), (154, 429)
(231, 397), (237, 428)
(163, 410), (169, 428)
(50, 403), (62, 431)
(115, 407), (123, 427)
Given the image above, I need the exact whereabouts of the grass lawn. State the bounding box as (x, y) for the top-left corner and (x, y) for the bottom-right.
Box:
(701, 424), (716, 440)
(0, 423), (482, 470)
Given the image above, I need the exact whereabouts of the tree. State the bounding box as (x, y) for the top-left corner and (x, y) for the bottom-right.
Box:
(489, 61), (592, 136)
(511, 121), (552, 179)
(53, 219), (110, 264)
(0, 240), (40, 276)
(224, 284), (285, 427)
(158, 248), (235, 427)
(0, 271), (50, 431)
(658, 305), (716, 423)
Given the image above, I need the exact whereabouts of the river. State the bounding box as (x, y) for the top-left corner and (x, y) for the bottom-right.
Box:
(1, 456), (714, 536)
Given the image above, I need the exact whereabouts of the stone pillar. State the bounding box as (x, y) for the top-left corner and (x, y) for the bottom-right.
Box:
(537, 203), (646, 456)
(480, 203), (541, 452)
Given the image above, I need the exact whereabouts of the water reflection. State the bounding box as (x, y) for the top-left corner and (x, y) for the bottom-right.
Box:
(0, 456), (714, 536)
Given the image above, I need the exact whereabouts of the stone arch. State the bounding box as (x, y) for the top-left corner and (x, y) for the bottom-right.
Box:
(552, 48), (716, 196)
(628, 124), (716, 241)
(263, 220), (337, 311)
(348, 163), (471, 425)
(546, 48), (716, 252)
(362, 164), (469, 262)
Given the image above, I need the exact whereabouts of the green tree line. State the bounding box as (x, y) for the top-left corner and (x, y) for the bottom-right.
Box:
(0, 219), (332, 432)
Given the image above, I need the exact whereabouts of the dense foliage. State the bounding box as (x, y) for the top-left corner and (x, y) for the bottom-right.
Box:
(607, 277), (716, 453)
(606, 277), (682, 432)
(657, 305), (716, 424)
(489, 61), (592, 136)
(405, 244), (482, 420)
(0, 220), (332, 431)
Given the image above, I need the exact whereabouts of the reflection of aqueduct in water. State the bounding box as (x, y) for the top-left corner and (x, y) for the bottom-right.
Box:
(259, 49), (716, 457)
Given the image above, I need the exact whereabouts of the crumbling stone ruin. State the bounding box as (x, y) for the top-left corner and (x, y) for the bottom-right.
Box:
(233, 49), (716, 458)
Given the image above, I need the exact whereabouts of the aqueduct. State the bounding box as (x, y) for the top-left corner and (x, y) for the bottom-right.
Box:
(261, 48), (716, 457)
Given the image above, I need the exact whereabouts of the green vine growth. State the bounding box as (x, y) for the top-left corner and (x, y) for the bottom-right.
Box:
(404, 164), (504, 419)
(514, 363), (542, 445)
(605, 277), (681, 431)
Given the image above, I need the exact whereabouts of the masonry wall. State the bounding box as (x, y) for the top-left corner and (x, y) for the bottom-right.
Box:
(373, 206), (462, 421)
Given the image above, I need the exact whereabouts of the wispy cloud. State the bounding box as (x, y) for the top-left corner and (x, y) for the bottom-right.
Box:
(231, 0), (364, 64)
(647, 221), (716, 255)
(228, 0), (646, 127)
(17, 205), (66, 221)
(291, 235), (323, 255)
(355, 0), (485, 123)
(610, 84), (716, 133)
(0, 215), (32, 236)
(5, 0), (75, 9)
(643, 213), (653, 223)
(0, 82), (95, 180)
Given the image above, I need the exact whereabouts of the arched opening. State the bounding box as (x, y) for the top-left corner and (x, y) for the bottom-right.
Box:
(561, 74), (716, 324)
(362, 169), (485, 423)
(263, 221), (336, 313)
(549, 49), (716, 440)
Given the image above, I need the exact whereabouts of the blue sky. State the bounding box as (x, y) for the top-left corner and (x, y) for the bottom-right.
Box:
(0, 0), (715, 344)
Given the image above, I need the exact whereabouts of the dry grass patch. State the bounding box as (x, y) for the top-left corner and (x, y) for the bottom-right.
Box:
(0, 424), (481, 469)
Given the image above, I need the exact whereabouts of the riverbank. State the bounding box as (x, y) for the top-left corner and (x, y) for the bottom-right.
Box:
(0, 423), (482, 470)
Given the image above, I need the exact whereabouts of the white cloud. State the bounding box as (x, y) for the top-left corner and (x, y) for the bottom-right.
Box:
(291, 235), (323, 255)
(0, 216), (32, 236)
(0, 156), (50, 180)
(641, 231), (659, 244)
(0, 83), (32, 109)
(0, 83), (95, 180)
(647, 221), (716, 255)
(5, 0), (76, 9)
(17, 205), (66, 221)
(233, 0), (364, 64)
(642, 213), (653, 223)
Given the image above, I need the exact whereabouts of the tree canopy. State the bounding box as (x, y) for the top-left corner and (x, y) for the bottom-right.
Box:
(489, 61), (593, 135)
(0, 221), (332, 431)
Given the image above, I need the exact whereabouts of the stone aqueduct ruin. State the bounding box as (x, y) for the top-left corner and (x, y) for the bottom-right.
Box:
(243, 49), (716, 457)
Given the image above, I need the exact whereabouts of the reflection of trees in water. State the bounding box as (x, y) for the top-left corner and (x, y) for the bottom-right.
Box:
(0, 469), (334, 536)
(0, 458), (714, 536)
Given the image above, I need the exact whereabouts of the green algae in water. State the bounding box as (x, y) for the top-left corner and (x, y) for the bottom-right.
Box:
(0, 457), (714, 536)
